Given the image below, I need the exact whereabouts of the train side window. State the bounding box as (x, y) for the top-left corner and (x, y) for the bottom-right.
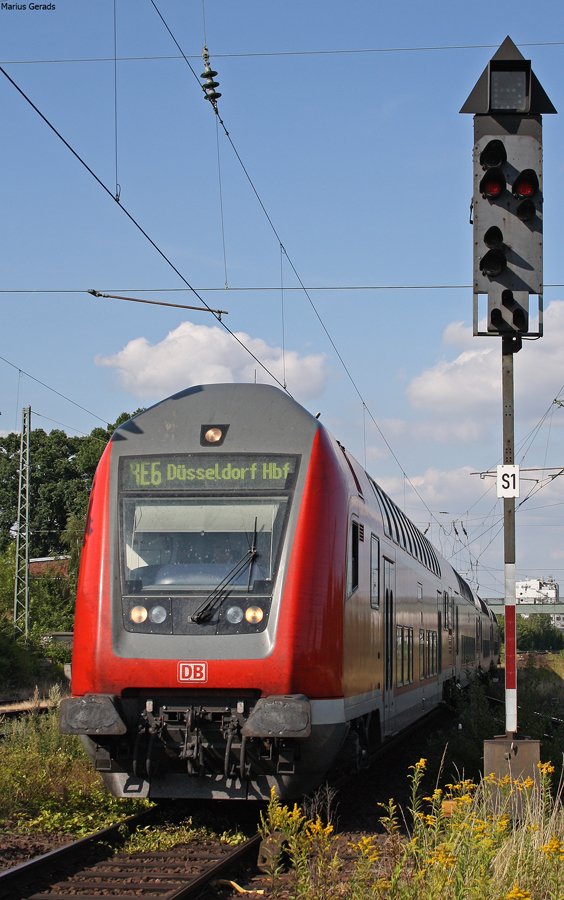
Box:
(396, 625), (414, 685)
(370, 534), (380, 609)
(396, 626), (404, 686)
(419, 628), (426, 678)
(426, 630), (438, 676)
(347, 518), (360, 596)
(443, 591), (449, 630)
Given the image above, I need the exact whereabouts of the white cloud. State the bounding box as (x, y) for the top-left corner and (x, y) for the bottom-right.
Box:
(96, 321), (328, 403)
(378, 465), (481, 511)
(402, 301), (564, 441)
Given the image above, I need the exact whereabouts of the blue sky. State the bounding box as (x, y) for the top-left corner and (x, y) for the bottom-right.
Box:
(2, 0), (564, 597)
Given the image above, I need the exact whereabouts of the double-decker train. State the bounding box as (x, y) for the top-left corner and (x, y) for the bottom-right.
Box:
(60, 384), (499, 800)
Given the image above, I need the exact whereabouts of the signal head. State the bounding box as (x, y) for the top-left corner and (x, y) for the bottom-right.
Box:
(479, 168), (505, 199)
(512, 169), (539, 199)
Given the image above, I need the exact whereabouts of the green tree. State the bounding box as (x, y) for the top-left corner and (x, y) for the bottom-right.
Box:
(0, 413), (138, 559)
(517, 613), (564, 651)
(0, 543), (16, 621)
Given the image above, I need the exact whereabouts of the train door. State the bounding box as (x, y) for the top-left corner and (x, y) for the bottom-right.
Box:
(455, 605), (460, 671)
(446, 591), (455, 674)
(383, 557), (395, 729)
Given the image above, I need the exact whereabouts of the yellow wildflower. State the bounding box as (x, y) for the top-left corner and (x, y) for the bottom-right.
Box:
(305, 816), (333, 838)
(428, 842), (456, 869)
(537, 761), (555, 776)
(496, 816), (510, 833)
(505, 883), (531, 900)
(541, 837), (563, 857)
(351, 835), (379, 863)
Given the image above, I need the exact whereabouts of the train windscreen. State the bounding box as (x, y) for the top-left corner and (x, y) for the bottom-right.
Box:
(119, 453), (298, 596)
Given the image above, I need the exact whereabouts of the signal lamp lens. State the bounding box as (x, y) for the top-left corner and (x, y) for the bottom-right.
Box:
(479, 169), (505, 199)
(204, 427), (223, 444)
(226, 605), (244, 624)
(484, 225), (504, 249)
(480, 249), (507, 278)
(245, 606), (264, 625)
(479, 139), (507, 169)
(130, 605), (148, 624)
(513, 169), (539, 199)
(149, 605), (167, 624)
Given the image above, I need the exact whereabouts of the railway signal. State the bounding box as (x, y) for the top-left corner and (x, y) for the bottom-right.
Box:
(462, 38), (556, 785)
(462, 36), (555, 340)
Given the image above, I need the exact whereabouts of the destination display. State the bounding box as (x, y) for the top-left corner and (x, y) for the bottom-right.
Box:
(120, 453), (299, 492)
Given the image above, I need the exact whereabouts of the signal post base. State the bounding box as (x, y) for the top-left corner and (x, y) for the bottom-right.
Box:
(483, 735), (540, 818)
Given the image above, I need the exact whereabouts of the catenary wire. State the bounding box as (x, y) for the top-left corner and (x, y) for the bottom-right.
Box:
(2, 40), (564, 65)
(0, 64), (287, 393)
(0, 354), (109, 425)
(148, 0), (468, 547)
(2, 283), (564, 293)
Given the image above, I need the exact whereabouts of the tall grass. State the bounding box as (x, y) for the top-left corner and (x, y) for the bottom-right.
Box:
(0, 687), (146, 834)
(259, 759), (564, 899)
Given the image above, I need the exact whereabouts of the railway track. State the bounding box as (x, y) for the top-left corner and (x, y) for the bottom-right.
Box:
(0, 813), (261, 899)
(0, 703), (463, 899)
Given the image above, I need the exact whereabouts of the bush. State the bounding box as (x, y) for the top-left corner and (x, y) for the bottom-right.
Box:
(0, 623), (40, 688)
(0, 694), (146, 833)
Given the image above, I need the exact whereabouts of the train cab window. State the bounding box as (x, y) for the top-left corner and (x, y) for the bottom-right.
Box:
(119, 452), (298, 598)
(348, 519), (360, 596)
(370, 534), (380, 609)
(121, 497), (288, 594)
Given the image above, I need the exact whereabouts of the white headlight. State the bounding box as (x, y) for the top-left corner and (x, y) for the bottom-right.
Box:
(149, 605), (167, 624)
(226, 605), (244, 624)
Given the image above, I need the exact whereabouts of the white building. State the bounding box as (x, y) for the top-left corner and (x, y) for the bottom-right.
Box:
(516, 577), (559, 604)
(516, 577), (564, 629)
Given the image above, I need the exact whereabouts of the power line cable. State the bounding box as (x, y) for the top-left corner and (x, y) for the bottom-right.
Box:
(2, 283), (564, 293)
(0, 354), (109, 425)
(113, 0), (121, 202)
(33, 411), (109, 441)
(149, 0), (461, 543)
(2, 40), (564, 66)
(0, 63), (287, 393)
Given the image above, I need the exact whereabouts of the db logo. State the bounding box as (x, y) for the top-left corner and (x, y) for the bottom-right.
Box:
(177, 661), (208, 683)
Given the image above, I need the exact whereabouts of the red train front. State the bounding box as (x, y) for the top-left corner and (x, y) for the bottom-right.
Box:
(61, 383), (498, 800)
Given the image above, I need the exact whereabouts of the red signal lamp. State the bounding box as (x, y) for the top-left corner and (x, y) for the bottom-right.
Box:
(513, 169), (539, 199)
(480, 169), (505, 199)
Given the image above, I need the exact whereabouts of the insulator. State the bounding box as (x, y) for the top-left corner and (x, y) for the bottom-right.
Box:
(200, 46), (221, 107)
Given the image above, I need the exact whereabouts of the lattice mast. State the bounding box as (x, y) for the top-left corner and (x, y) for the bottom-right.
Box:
(13, 406), (31, 636)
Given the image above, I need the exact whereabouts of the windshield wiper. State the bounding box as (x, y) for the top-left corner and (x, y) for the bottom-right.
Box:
(191, 545), (258, 624)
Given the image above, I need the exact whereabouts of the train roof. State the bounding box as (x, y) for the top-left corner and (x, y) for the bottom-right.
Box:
(113, 384), (484, 612)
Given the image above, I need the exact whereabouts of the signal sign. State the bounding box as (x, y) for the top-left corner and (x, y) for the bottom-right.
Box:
(496, 465), (520, 498)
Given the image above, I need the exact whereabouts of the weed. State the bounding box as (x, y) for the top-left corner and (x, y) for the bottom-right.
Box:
(258, 760), (564, 899)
